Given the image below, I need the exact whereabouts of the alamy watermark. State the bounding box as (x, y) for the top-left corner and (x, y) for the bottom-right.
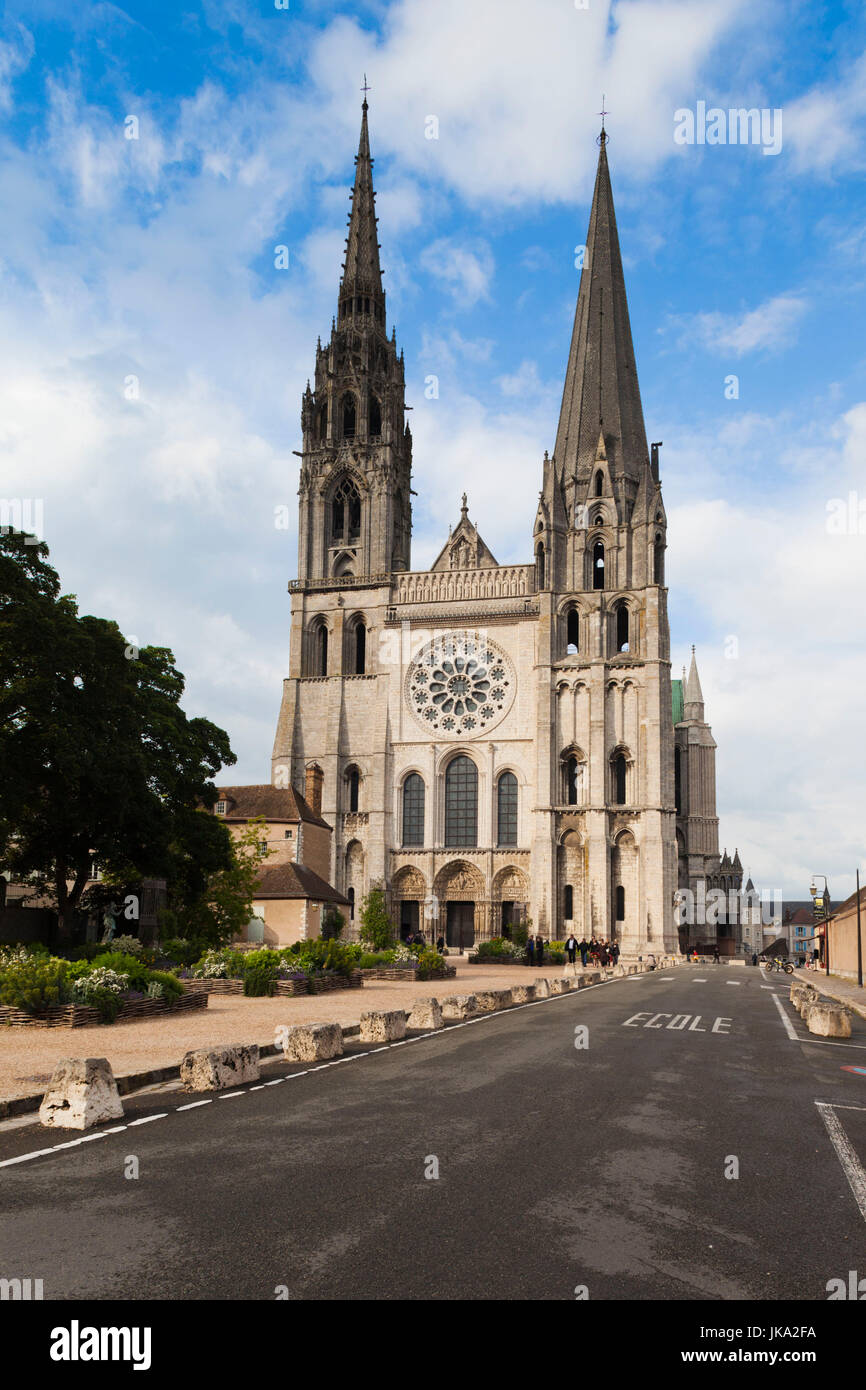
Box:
(674, 103), (782, 156)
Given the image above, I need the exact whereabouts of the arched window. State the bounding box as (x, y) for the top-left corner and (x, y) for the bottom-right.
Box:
(594, 470), (604, 497)
(565, 884), (574, 920)
(674, 746), (683, 815)
(346, 766), (360, 813)
(315, 624), (328, 676)
(616, 885), (625, 921)
(497, 772), (518, 846)
(331, 478), (361, 544)
(402, 774), (425, 847)
(654, 533), (664, 585)
(616, 603), (629, 653)
(341, 393), (356, 439)
(445, 755), (478, 848)
(354, 622), (366, 674)
(565, 754), (582, 806)
(369, 393), (382, 437)
(535, 543), (546, 590)
(613, 752), (627, 805)
(347, 887), (355, 922)
(566, 608), (579, 654)
(592, 540), (605, 590)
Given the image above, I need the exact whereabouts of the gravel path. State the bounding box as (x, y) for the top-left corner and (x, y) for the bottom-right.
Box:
(0, 959), (592, 1101)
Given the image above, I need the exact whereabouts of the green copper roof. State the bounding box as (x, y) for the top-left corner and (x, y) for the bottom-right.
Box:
(672, 679), (684, 726)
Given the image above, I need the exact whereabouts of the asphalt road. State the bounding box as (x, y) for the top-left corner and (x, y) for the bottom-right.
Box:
(2, 964), (866, 1301)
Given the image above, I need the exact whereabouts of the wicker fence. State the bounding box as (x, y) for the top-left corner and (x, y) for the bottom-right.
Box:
(0, 989), (209, 1030)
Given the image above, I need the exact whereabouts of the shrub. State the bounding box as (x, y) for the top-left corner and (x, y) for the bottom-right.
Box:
(0, 956), (69, 1012)
(359, 885), (395, 951)
(92, 951), (149, 990)
(242, 948), (281, 996)
(416, 949), (450, 980)
(358, 950), (395, 969)
(191, 947), (245, 979)
(321, 908), (345, 941)
(108, 935), (144, 958)
(63, 942), (105, 963)
(71, 967), (129, 1022)
(474, 938), (524, 960)
(146, 969), (184, 1002)
(158, 938), (201, 968)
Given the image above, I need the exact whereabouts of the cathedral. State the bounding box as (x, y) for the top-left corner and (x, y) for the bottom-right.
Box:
(271, 99), (742, 956)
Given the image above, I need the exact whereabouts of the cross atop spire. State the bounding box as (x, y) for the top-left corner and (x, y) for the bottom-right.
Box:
(598, 94), (608, 142)
(361, 73), (371, 108)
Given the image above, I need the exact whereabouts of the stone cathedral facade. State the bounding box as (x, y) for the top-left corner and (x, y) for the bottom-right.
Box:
(272, 101), (741, 956)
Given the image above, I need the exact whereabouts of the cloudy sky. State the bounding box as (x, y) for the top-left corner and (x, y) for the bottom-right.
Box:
(1, 0), (865, 901)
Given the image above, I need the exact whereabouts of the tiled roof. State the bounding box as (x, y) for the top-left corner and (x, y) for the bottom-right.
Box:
(213, 784), (330, 829)
(253, 862), (348, 904)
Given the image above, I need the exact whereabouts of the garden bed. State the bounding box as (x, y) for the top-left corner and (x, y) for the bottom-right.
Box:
(0, 989), (209, 1029)
(360, 965), (457, 982)
(182, 971), (362, 998)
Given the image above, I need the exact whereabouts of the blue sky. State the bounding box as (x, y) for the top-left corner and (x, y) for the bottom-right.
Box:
(1, 0), (865, 901)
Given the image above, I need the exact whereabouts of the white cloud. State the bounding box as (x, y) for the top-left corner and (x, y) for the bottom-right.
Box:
(418, 237), (494, 307)
(670, 293), (809, 356)
(784, 49), (866, 176)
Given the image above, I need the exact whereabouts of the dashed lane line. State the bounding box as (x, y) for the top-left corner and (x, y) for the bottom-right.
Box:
(772, 993), (799, 1041)
(0, 971), (638, 1171)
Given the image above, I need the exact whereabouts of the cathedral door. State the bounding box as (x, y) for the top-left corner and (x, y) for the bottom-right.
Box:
(446, 902), (475, 951)
(400, 901), (419, 941)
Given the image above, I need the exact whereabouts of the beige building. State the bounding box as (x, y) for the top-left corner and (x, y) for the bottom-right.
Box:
(271, 102), (741, 954)
(212, 781), (347, 946)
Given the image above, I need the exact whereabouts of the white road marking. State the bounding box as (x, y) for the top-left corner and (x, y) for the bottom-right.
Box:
(0, 970), (633, 1169)
(693, 978), (707, 982)
(816, 1102), (866, 1225)
(726, 981), (743, 986)
(771, 994), (798, 1040)
(760, 986), (777, 991)
(217, 1091), (245, 1100)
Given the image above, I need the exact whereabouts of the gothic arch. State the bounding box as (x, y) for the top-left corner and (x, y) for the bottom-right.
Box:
(392, 865), (427, 900)
(306, 616), (330, 676)
(558, 829), (584, 936)
(433, 860), (484, 901)
(344, 611), (368, 674)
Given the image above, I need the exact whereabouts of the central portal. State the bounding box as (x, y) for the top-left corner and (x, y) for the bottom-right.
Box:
(446, 901), (475, 951)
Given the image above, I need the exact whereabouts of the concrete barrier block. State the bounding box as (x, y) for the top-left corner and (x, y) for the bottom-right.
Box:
(441, 994), (479, 1020)
(532, 978), (551, 999)
(804, 1001), (852, 1038)
(510, 984), (535, 1004)
(550, 978), (574, 995)
(180, 1044), (260, 1092)
(360, 1010), (406, 1043)
(39, 1057), (124, 1130)
(277, 1022), (343, 1062)
(407, 997), (444, 1031)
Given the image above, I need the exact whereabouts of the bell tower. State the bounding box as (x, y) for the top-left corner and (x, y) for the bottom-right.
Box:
(297, 94), (412, 583)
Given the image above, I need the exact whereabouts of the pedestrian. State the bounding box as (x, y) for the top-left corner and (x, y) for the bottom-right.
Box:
(578, 936), (589, 968)
(751, 952), (758, 967)
(611, 942), (620, 965)
(536, 934), (545, 967)
(436, 934), (445, 954)
(713, 945), (720, 964)
(599, 941), (609, 967)
(526, 935), (535, 967)
(565, 932), (578, 976)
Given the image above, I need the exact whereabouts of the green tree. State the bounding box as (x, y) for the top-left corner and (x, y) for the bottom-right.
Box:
(359, 884), (395, 951)
(159, 818), (272, 948)
(0, 531), (236, 937)
(321, 907), (345, 941)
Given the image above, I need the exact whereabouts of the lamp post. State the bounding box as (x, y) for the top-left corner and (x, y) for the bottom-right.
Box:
(810, 875), (830, 976)
(857, 869), (863, 990)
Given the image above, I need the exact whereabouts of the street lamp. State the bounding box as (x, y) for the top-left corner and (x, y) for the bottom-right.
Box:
(810, 875), (830, 977)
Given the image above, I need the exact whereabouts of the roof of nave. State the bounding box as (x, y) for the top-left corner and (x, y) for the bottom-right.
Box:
(213, 784), (331, 830)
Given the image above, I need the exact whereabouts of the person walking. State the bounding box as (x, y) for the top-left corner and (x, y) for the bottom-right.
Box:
(436, 934), (445, 954)
(536, 934), (545, 967)
(611, 941), (620, 966)
(751, 951), (758, 967)
(578, 936), (589, 968)
(713, 945), (720, 964)
(565, 932), (578, 976)
(526, 935), (535, 967)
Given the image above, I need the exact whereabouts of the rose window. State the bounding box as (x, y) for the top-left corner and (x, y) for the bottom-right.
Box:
(405, 633), (516, 737)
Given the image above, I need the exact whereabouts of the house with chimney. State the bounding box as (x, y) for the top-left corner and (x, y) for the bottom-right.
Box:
(212, 770), (348, 946)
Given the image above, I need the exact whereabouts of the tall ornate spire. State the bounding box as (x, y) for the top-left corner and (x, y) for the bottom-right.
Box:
(553, 127), (649, 483)
(338, 91), (385, 329)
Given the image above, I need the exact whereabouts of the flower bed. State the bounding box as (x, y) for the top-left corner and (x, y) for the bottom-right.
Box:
(0, 990), (208, 1029)
(360, 964), (457, 982)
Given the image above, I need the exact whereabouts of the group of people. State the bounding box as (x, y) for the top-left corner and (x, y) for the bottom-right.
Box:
(559, 935), (620, 969)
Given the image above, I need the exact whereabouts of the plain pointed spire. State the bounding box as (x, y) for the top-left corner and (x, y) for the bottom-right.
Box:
(339, 92), (385, 327)
(684, 647), (705, 719)
(553, 127), (649, 483)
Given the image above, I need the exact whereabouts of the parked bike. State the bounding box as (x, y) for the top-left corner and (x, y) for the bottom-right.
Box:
(762, 957), (793, 974)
